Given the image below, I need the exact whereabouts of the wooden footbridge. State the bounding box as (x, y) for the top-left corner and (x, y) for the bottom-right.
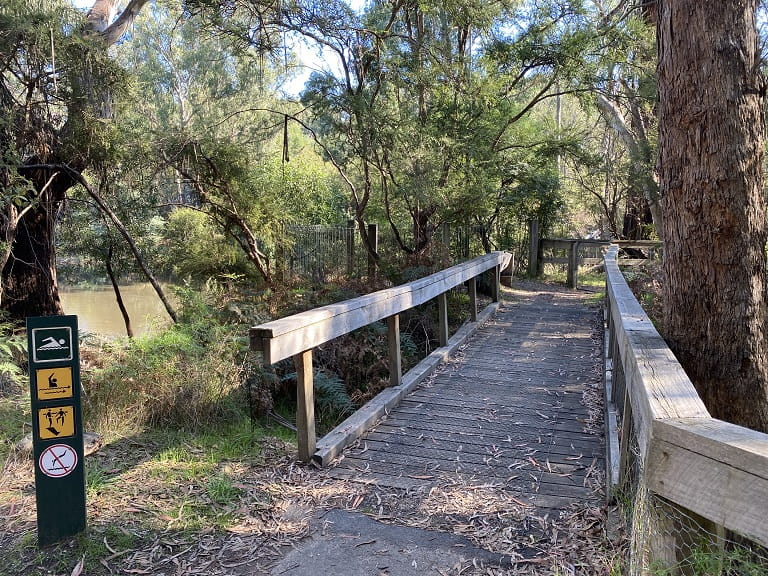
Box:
(251, 248), (768, 572)
(251, 253), (604, 515)
(325, 286), (602, 513)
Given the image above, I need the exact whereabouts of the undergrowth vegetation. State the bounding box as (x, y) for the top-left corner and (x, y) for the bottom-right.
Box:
(82, 286), (250, 436)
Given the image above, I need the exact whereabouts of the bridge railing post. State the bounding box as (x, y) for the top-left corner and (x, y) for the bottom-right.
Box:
(387, 314), (402, 387)
(437, 292), (449, 347)
(293, 349), (316, 462)
(468, 277), (478, 322)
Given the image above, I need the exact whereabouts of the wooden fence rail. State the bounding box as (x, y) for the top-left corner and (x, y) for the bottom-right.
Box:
(604, 245), (768, 571)
(526, 217), (662, 288)
(250, 251), (511, 462)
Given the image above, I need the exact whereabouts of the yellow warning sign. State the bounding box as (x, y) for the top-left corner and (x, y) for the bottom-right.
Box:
(37, 406), (75, 440)
(35, 367), (73, 401)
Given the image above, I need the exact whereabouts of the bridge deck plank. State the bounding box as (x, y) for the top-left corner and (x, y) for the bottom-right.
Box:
(327, 284), (604, 516)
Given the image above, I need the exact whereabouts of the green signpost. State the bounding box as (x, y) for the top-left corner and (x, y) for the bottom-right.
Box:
(26, 315), (86, 547)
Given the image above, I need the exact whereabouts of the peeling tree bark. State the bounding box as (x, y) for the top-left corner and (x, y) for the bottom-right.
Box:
(657, 0), (768, 431)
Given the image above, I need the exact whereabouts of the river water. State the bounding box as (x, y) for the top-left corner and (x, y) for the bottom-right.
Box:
(59, 283), (172, 337)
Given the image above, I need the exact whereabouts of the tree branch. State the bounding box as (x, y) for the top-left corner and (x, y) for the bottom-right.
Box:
(26, 163), (178, 323)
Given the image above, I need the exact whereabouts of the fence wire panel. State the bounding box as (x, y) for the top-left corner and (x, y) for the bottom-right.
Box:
(282, 225), (364, 281)
(621, 434), (768, 576)
(280, 222), (524, 284)
(616, 377), (768, 575)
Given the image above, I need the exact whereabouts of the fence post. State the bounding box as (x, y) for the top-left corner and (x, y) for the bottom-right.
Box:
(567, 241), (580, 289)
(492, 265), (501, 302)
(528, 219), (539, 277)
(367, 222), (378, 279)
(293, 350), (316, 462)
(346, 219), (355, 277)
(387, 314), (402, 386)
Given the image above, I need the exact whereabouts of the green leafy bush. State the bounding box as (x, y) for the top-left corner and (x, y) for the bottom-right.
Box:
(159, 208), (253, 282)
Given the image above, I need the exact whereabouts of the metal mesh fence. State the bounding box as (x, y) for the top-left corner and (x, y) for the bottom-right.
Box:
(278, 222), (527, 283)
(280, 224), (361, 281)
(616, 418), (768, 576)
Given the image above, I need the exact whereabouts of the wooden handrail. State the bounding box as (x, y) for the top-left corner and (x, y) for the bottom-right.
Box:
(604, 245), (768, 558)
(251, 252), (509, 363)
(537, 239), (662, 288)
(250, 251), (512, 461)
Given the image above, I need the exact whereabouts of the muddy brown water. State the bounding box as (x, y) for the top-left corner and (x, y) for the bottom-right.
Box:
(60, 283), (172, 337)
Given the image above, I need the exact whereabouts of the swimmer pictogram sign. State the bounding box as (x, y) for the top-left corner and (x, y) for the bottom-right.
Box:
(26, 315), (85, 547)
(30, 326), (73, 363)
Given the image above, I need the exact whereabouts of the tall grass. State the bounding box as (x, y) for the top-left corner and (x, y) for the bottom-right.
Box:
(82, 287), (250, 436)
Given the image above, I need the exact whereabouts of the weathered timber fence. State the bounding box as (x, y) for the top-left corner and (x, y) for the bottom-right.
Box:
(528, 225), (662, 288)
(604, 245), (768, 573)
(250, 251), (511, 463)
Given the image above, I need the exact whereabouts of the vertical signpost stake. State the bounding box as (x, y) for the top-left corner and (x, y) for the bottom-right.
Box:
(26, 315), (86, 547)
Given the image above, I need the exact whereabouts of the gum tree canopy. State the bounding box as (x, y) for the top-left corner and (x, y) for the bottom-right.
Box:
(0, 0), (149, 320)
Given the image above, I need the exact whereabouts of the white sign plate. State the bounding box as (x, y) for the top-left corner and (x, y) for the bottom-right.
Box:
(38, 444), (78, 478)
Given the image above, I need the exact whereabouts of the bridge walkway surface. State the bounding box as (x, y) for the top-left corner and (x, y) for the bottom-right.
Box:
(271, 283), (610, 575)
(327, 283), (604, 511)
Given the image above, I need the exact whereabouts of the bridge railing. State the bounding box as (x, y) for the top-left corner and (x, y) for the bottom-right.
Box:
(604, 245), (768, 572)
(250, 251), (512, 462)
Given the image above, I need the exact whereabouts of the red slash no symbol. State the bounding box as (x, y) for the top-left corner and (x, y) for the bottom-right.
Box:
(50, 450), (68, 473)
(39, 444), (77, 478)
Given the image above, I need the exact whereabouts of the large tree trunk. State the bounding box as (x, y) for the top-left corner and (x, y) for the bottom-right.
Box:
(657, 0), (768, 431)
(2, 166), (70, 319)
(0, 0), (149, 321)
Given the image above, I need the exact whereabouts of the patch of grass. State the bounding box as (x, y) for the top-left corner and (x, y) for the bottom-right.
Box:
(6, 523), (145, 576)
(579, 270), (606, 290)
(206, 473), (241, 505)
(96, 524), (139, 551)
(144, 418), (272, 463)
(650, 544), (768, 576)
(0, 395), (30, 460)
(85, 460), (116, 497)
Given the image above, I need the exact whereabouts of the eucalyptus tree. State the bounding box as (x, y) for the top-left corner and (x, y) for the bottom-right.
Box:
(590, 0), (659, 240)
(293, 0), (604, 262)
(112, 1), (345, 284)
(657, 0), (768, 431)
